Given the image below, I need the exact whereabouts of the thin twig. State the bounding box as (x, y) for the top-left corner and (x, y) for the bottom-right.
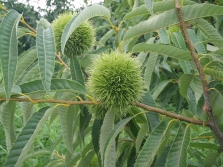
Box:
(1, 96), (211, 127)
(0, 5), (36, 33)
(134, 102), (210, 127)
(175, 2), (223, 151)
(0, 97), (95, 105)
(56, 53), (70, 70)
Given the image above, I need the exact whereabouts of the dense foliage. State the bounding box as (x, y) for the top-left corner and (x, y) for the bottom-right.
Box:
(1, 0), (223, 166)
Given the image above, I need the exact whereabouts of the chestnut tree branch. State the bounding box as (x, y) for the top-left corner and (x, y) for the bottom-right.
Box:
(175, 2), (223, 151)
(0, 97), (210, 127)
(134, 102), (210, 127)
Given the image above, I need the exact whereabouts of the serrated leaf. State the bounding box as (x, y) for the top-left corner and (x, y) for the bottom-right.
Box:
(123, 5), (149, 21)
(204, 152), (220, 167)
(70, 56), (84, 85)
(166, 124), (191, 167)
(57, 105), (76, 153)
(0, 10), (22, 100)
(134, 121), (175, 167)
(36, 19), (56, 93)
(61, 4), (111, 54)
(190, 142), (220, 150)
(20, 63), (39, 83)
(188, 29), (206, 54)
(132, 43), (191, 61)
(4, 107), (53, 167)
(136, 123), (149, 153)
(124, 4), (223, 41)
(103, 117), (132, 165)
(17, 27), (33, 39)
(179, 74), (194, 99)
(210, 90), (223, 131)
(158, 28), (170, 44)
(0, 85), (21, 98)
(151, 80), (172, 100)
(19, 102), (33, 125)
(192, 76), (203, 103)
(171, 31), (187, 50)
(145, 0), (153, 13)
(92, 119), (103, 154)
(97, 29), (115, 48)
(204, 68), (223, 80)
(19, 79), (87, 95)
(14, 47), (37, 84)
(99, 109), (115, 164)
(0, 101), (16, 151)
(153, 0), (195, 13)
(190, 18), (223, 48)
(144, 53), (158, 90)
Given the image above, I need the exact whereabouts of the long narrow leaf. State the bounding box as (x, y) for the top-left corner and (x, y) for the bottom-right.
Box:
(4, 107), (53, 167)
(166, 124), (191, 167)
(124, 4), (223, 41)
(99, 109), (115, 164)
(36, 19), (56, 93)
(19, 79), (87, 95)
(132, 43), (191, 61)
(14, 47), (37, 84)
(103, 117), (132, 165)
(179, 74), (194, 99)
(0, 101), (16, 151)
(0, 10), (22, 100)
(134, 121), (175, 167)
(144, 53), (158, 90)
(61, 5), (111, 54)
(70, 56), (84, 85)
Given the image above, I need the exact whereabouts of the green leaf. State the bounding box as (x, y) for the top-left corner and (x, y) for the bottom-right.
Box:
(19, 102), (33, 125)
(124, 4), (223, 41)
(14, 47), (37, 84)
(145, 0), (153, 12)
(204, 68), (223, 80)
(92, 119), (103, 154)
(187, 29), (206, 54)
(0, 10), (22, 100)
(132, 43), (191, 61)
(166, 124), (191, 167)
(123, 5), (149, 21)
(17, 27), (33, 39)
(36, 19), (56, 93)
(134, 121), (175, 167)
(158, 28), (170, 44)
(4, 107), (53, 167)
(20, 63), (39, 83)
(19, 79), (87, 95)
(171, 31), (187, 50)
(0, 101), (16, 151)
(57, 105), (77, 153)
(100, 109), (115, 164)
(144, 53), (158, 90)
(179, 74), (194, 99)
(97, 29), (115, 48)
(0, 85), (21, 97)
(135, 123), (149, 153)
(151, 80), (172, 100)
(103, 117), (132, 165)
(70, 56), (84, 85)
(192, 76), (203, 103)
(61, 4), (111, 54)
(190, 18), (223, 48)
(153, 0), (195, 13)
(210, 90), (223, 131)
(204, 152), (220, 167)
(190, 142), (220, 150)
